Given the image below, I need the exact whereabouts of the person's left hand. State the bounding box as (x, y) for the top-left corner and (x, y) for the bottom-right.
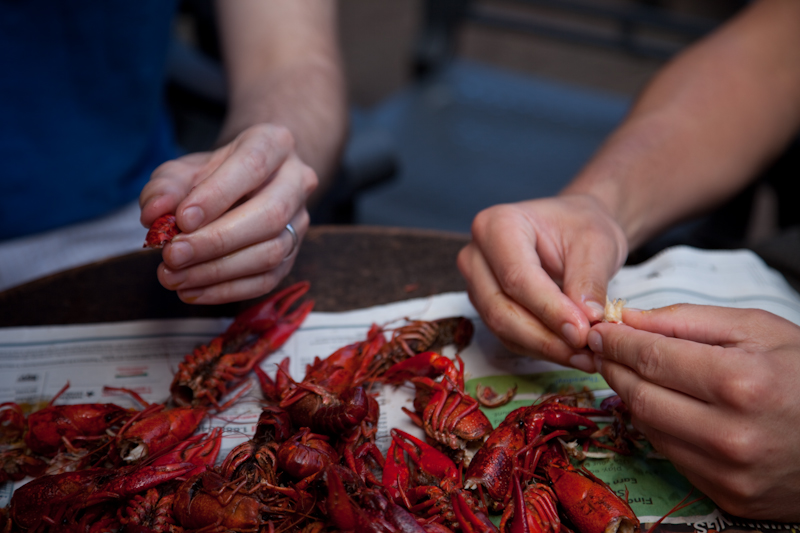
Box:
(588, 304), (800, 521)
(139, 123), (317, 304)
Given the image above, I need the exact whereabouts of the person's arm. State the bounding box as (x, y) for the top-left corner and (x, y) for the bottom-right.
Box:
(458, 0), (800, 367)
(565, 0), (800, 249)
(140, 0), (347, 304)
(215, 0), (346, 203)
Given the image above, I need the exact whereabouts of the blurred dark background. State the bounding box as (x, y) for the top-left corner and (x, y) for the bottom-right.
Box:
(165, 0), (796, 261)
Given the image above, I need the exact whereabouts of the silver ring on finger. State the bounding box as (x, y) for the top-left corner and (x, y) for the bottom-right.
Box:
(283, 223), (298, 262)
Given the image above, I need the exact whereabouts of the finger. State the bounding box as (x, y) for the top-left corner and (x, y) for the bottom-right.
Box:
(457, 242), (596, 371)
(170, 210), (306, 304)
(599, 356), (737, 457)
(139, 153), (214, 227)
(160, 210), (307, 294)
(560, 223), (626, 324)
(470, 206), (590, 349)
(163, 155), (313, 270)
(591, 322), (744, 402)
(175, 124), (295, 233)
(176, 259), (295, 305)
(622, 304), (797, 351)
(636, 424), (776, 518)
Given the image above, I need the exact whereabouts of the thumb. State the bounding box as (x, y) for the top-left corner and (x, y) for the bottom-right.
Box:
(561, 235), (626, 325)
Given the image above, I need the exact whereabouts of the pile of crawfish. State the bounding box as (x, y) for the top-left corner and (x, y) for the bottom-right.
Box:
(0, 279), (644, 533)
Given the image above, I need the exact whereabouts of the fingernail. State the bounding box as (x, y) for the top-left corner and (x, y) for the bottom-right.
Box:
(569, 354), (596, 374)
(179, 287), (203, 303)
(181, 206), (205, 232)
(594, 354), (603, 372)
(169, 241), (194, 268)
(585, 300), (605, 322)
(161, 267), (188, 289)
(587, 330), (603, 353)
(561, 323), (581, 348)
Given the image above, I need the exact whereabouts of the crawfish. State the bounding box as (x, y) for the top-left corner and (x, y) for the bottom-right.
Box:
(367, 317), (475, 377)
(144, 213), (180, 249)
(24, 383), (134, 458)
(540, 443), (639, 533)
(118, 485), (181, 533)
(170, 281), (314, 410)
(385, 351), (492, 451)
(279, 325), (386, 435)
(0, 402), (47, 484)
(464, 394), (610, 512)
(219, 406), (293, 489)
(276, 427), (338, 481)
(9, 461), (195, 531)
(174, 469), (308, 532)
(384, 429), (495, 532)
(499, 474), (561, 533)
(112, 401), (208, 465)
(320, 463), (431, 533)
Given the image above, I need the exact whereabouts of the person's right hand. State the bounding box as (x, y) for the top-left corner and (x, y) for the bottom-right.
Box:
(456, 194), (628, 371)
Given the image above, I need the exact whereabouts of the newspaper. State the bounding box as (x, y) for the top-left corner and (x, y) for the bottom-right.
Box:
(2, 245), (799, 527)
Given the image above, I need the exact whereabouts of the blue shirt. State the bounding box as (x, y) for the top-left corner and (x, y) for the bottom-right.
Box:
(0, 0), (179, 240)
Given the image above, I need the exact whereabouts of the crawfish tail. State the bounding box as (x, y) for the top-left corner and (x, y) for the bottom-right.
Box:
(144, 214), (180, 249)
(285, 386), (370, 435)
(545, 459), (640, 533)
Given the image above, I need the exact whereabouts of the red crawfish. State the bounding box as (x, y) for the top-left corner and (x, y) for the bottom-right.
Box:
(367, 316), (475, 377)
(24, 382), (134, 459)
(540, 443), (640, 533)
(499, 474), (561, 533)
(170, 281), (314, 409)
(109, 399), (208, 465)
(464, 395), (610, 512)
(276, 427), (338, 481)
(384, 429), (496, 532)
(9, 461), (195, 531)
(320, 463), (433, 533)
(143, 213), (180, 249)
(384, 351), (493, 451)
(218, 406), (293, 487)
(117, 486), (180, 533)
(1, 402), (47, 484)
(173, 469), (307, 532)
(279, 324), (386, 435)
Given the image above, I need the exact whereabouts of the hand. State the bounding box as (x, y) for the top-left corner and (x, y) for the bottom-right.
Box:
(139, 123), (317, 304)
(589, 305), (800, 520)
(457, 194), (627, 370)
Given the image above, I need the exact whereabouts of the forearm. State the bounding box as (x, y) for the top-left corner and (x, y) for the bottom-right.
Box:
(563, 0), (800, 249)
(215, 0), (347, 204)
(218, 59), (347, 203)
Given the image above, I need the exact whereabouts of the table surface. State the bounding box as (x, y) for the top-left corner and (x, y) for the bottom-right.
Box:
(0, 225), (471, 327)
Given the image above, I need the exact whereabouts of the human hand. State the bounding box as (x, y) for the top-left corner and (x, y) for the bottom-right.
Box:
(139, 124), (317, 304)
(589, 305), (800, 520)
(456, 194), (628, 370)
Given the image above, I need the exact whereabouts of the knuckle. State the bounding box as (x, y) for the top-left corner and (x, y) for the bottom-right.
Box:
(626, 383), (652, 421)
(239, 142), (272, 179)
(471, 204), (510, 237)
(270, 124), (295, 149)
(470, 208), (494, 237)
(495, 264), (527, 296)
(717, 368), (768, 412)
(715, 476), (767, 513)
(635, 338), (665, 380)
(299, 164), (318, 195)
(480, 300), (508, 336)
(714, 425), (761, 465)
(202, 226), (229, 258)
